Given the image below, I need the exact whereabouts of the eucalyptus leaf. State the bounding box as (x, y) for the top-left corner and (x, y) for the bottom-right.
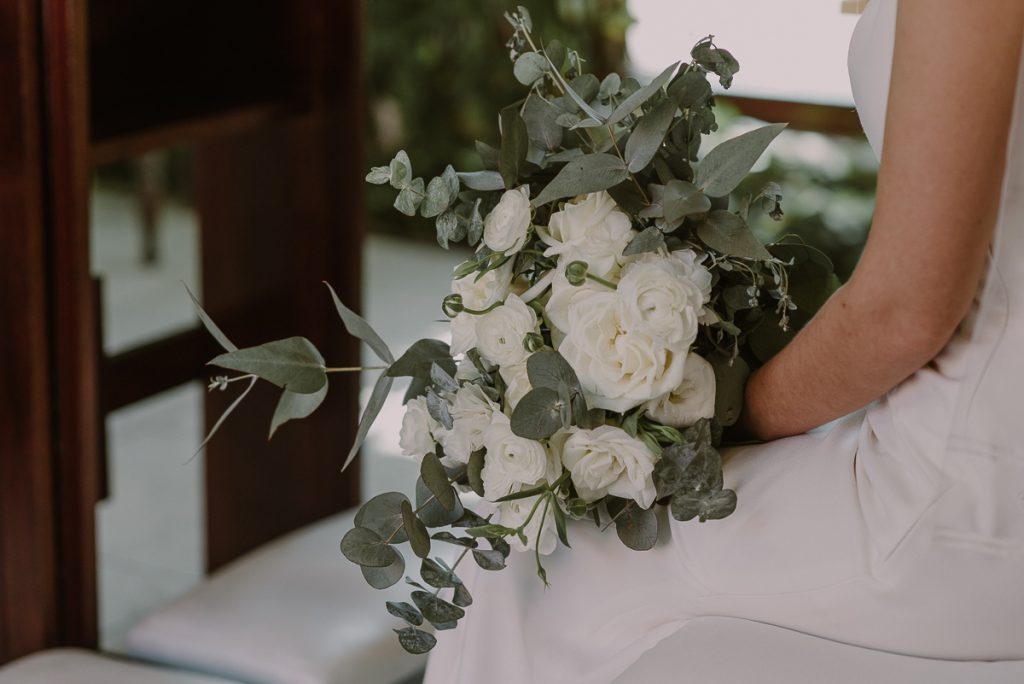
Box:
(210, 337), (326, 394)
(195, 375), (257, 457)
(599, 72), (621, 100)
(365, 165), (391, 185)
(422, 165), (458, 218)
(411, 590), (465, 627)
(499, 107), (529, 189)
(435, 210), (462, 249)
(604, 61), (679, 127)
(355, 492), (410, 544)
(416, 478), (464, 527)
(522, 95), (563, 151)
(394, 627), (436, 655)
(453, 583), (473, 608)
(269, 383), (328, 439)
(342, 371), (393, 471)
(697, 211), (772, 260)
(388, 150), (412, 190)
(325, 282), (395, 364)
(662, 180), (711, 225)
(615, 503), (659, 551)
(457, 170), (504, 191)
(553, 504), (570, 548)
(472, 548), (507, 571)
(429, 362), (459, 394)
(402, 499), (431, 559)
(467, 449), (486, 497)
(421, 452), (456, 511)
(624, 97), (678, 173)
(622, 226), (666, 256)
(513, 51), (547, 86)
(526, 350), (580, 391)
(695, 123), (785, 197)
(510, 387), (563, 439)
(670, 488), (738, 522)
(185, 285), (236, 352)
(531, 153), (628, 207)
(386, 601), (423, 626)
(420, 557), (459, 588)
(426, 390), (453, 430)
(467, 199), (484, 246)
(430, 531), (478, 548)
(708, 352), (749, 427)
(394, 177), (425, 216)
(340, 526), (400, 568)
(361, 552), (405, 590)
(667, 69), (713, 109)
(387, 339), (455, 379)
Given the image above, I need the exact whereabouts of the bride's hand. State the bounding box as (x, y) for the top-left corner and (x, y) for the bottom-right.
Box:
(739, 0), (1024, 441)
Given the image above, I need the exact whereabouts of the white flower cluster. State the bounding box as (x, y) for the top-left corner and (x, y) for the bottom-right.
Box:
(399, 190), (718, 554)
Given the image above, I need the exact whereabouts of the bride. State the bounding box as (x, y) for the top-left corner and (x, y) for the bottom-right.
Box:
(423, 1), (1024, 682)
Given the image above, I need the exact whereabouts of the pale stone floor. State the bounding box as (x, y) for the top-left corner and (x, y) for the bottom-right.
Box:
(92, 186), (459, 650)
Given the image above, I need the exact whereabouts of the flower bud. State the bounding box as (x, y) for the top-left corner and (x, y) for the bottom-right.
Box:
(564, 260), (589, 286)
(442, 293), (465, 317)
(523, 332), (545, 354)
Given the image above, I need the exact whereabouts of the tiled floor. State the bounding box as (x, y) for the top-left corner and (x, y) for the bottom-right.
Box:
(92, 186), (461, 649)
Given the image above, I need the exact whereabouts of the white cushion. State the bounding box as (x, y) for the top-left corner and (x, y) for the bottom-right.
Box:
(124, 510), (424, 684)
(616, 616), (1024, 684)
(0, 649), (236, 684)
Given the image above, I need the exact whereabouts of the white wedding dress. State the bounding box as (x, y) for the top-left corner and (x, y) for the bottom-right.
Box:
(424, 2), (1024, 681)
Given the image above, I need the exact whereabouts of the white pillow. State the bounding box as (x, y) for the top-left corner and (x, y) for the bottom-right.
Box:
(125, 510), (425, 684)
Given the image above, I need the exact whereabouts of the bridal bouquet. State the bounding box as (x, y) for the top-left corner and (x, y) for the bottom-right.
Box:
(196, 7), (838, 655)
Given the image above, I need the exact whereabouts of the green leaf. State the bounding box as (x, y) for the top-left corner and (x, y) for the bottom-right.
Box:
(430, 531), (478, 548)
(420, 557), (459, 588)
(530, 153), (628, 207)
(510, 387), (563, 439)
(513, 51), (547, 86)
(387, 339), (455, 379)
(499, 106), (529, 189)
(604, 62), (679, 127)
(667, 69), (712, 109)
(526, 350), (580, 391)
(492, 482), (549, 503)
(624, 97), (678, 173)
(697, 211), (772, 260)
(340, 526), (401, 568)
(457, 170), (504, 191)
(361, 552), (405, 590)
(670, 488), (738, 522)
(195, 375), (257, 457)
(388, 150), (412, 190)
(435, 210), (462, 249)
(342, 371), (394, 471)
(599, 72), (621, 100)
(453, 583), (473, 608)
(401, 499), (431, 559)
(421, 165), (459, 218)
(708, 352), (749, 427)
(467, 199), (484, 246)
(420, 453), (456, 511)
(770, 243), (839, 314)
(210, 337), (326, 394)
(394, 627), (436, 655)
(623, 226), (666, 256)
(662, 180), (711, 225)
(522, 95), (563, 151)
(386, 601), (423, 626)
(614, 503), (659, 551)
(411, 590), (465, 627)
(365, 165), (391, 185)
(416, 478), (464, 528)
(185, 285), (236, 352)
(553, 503), (570, 548)
(467, 449), (486, 497)
(429, 362), (459, 394)
(472, 548), (507, 571)
(692, 39), (740, 89)
(325, 282), (395, 364)
(546, 62), (604, 123)
(653, 440), (724, 500)
(269, 383), (328, 439)
(394, 177), (425, 216)
(695, 123), (786, 197)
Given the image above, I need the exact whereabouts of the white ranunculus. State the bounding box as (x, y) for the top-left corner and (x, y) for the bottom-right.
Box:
(476, 294), (539, 367)
(499, 362), (532, 410)
(483, 186), (532, 254)
(617, 250), (711, 347)
(544, 271), (607, 340)
(496, 495), (558, 555)
(435, 384), (499, 465)
(644, 352), (717, 428)
(558, 291), (687, 413)
(448, 258), (515, 355)
(480, 413), (560, 501)
(539, 191), (635, 278)
(398, 396), (440, 459)
(559, 425), (658, 508)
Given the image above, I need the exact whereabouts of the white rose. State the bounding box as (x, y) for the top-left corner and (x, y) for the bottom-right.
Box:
(499, 362), (532, 410)
(617, 251), (710, 347)
(483, 186), (532, 254)
(544, 271), (607, 341)
(398, 396), (440, 458)
(476, 294), (539, 367)
(559, 425), (658, 508)
(644, 353), (717, 428)
(448, 258), (515, 355)
(496, 495), (558, 555)
(480, 413), (560, 500)
(558, 291), (686, 413)
(436, 384), (499, 465)
(539, 191), (635, 278)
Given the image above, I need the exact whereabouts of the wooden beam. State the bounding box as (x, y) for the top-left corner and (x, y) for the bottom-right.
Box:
(720, 95), (865, 137)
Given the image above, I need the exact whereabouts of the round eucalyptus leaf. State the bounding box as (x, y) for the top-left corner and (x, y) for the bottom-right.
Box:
(513, 52), (547, 86)
(386, 600), (423, 626)
(472, 548), (507, 571)
(411, 590), (466, 627)
(420, 452), (456, 511)
(614, 504), (659, 551)
(510, 387), (563, 439)
(361, 552), (405, 590)
(421, 557), (459, 589)
(416, 478), (464, 528)
(341, 526), (401, 568)
(669, 488), (738, 523)
(394, 627), (436, 655)
(402, 499), (431, 559)
(355, 492), (410, 544)
(430, 531), (478, 549)
(453, 583), (473, 608)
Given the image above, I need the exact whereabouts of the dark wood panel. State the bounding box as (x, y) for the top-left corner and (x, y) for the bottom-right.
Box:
(721, 95), (865, 137)
(40, 0), (100, 650)
(0, 0), (59, 665)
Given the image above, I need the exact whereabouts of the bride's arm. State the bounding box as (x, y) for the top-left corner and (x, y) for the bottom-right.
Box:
(741, 0), (1024, 441)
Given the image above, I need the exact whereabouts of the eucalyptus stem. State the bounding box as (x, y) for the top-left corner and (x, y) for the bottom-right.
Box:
(606, 124), (651, 205)
(324, 365), (388, 373)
